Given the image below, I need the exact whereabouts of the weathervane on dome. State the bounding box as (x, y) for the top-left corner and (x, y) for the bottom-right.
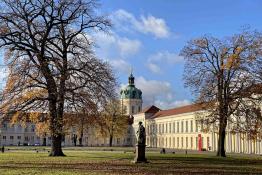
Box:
(130, 66), (133, 75)
(128, 67), (134, 85)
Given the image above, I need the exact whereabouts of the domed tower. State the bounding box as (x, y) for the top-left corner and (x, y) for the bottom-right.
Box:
(120, 73), (142, 115)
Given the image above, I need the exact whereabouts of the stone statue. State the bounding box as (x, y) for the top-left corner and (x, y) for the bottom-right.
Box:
(136, 121), (146, 145)
(133, 121), (148, 163)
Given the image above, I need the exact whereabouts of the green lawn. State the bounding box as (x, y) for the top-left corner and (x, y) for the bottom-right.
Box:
(0, 148), (261, 175)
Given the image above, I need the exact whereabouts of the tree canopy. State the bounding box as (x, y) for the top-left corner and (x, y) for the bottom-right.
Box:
(96, 99), (128, 147)
(181, 31), (262, 157)
(0, 0), (116, 156)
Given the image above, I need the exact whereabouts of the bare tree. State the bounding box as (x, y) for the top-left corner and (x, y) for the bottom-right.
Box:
(181, 31), (262, 157)
(250, 51), (262, 83)
(0, 0), (115, 156)
(97, 99), (128, 147)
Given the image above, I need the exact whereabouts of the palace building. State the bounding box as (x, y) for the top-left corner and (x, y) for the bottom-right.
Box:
(133, 104), (262, 154)
(132, 85), (262, 154)
(120, 73), (262, 155)
(0, 73), (261, 155)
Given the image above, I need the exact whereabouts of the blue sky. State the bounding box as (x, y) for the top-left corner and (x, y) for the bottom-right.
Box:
(92, 0), (262, 109)
(1, 0), (262, 109)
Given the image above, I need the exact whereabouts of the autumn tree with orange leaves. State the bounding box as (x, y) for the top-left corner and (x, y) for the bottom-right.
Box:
(63, 100), (99, 146)
(181, 31), (262, 157)
(0, 0), (116, 156)
(96, 99), (128, 147)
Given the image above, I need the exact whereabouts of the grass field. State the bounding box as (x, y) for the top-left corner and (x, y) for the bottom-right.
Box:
(0, 147), (261, 175)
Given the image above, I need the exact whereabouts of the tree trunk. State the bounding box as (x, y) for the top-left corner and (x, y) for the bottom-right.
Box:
(217, 123), (226, 157)
(79, 119), (84, 146)
(79, 131), (83, 146)
(217, 114), (227, 157)
(49, 53), (67, 155)
(42, 137), (46, 146)
(74, 140), (77, 147)
(79, 137), (82, 146)
(48, 99), (65, 156)
(216, 76), (228, 157)
(109, 135), (113, 147)
(49, 134), (65, 156)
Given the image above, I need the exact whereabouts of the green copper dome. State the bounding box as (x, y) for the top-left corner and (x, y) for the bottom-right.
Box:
(120, 73), (142, 99)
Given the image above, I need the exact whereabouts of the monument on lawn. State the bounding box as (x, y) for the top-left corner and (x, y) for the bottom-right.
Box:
(133, 121), (147, 163)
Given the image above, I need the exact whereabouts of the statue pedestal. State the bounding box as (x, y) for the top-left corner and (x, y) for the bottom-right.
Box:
(133, 144), (148, 163)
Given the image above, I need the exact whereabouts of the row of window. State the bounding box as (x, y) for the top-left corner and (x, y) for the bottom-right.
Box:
(2, 124), (35, 132)
(147, 120), (204, 135)
(134, 106), (141, 113)
(123, 105), (141, 114)
(148, 136), (210, 149)
(2, 136), (41, 141)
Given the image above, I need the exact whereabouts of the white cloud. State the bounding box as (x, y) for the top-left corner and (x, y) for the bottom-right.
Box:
(135, 76), (172, 100)
(113, 9), (136, 32)
(113, 9), (170, 38)
(93, 31), (141, 75)
(147, 51), (184, 74)
(138, 15), (170, 38)
(147, 63), (162, 74)
(155, 99), (191, 109)
(93, 31), (142, 58)
(148, 51), (184, 64)
(121, 76), (172, 106)
(117, 37), (141, 56)
(121, 76), (191, 109)
(110, 59), (131, 74)
(93, 32), (116, 49)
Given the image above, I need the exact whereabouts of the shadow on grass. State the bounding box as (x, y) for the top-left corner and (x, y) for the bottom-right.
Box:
(167, 156), (262, 165)
(1, 153), (262, 174)
(0, 161), (261, 175)
(0, 162), (144, 174)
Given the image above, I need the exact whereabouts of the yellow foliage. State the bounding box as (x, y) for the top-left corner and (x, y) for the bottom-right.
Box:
(221, 46), (243, 70)
(97, 100), (128, 138)
(29, 112), (42, 123)
(10, 111), (21, 125)
(235, 46), (243, 54)
(5, 74), (19, 92)
(35, 122), (50, 136)
(223, 53), (240, 69)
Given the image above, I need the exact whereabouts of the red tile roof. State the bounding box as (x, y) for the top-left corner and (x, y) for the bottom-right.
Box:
(138, 105), (161, 114)
(150, 103), (204, 119)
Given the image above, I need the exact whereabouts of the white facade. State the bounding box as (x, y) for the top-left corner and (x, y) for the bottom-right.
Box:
(0, 122), (132, 147)
(121, 98), (142, 115)
(0, 122), (41, 146)
(132, 106), (262, 154)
